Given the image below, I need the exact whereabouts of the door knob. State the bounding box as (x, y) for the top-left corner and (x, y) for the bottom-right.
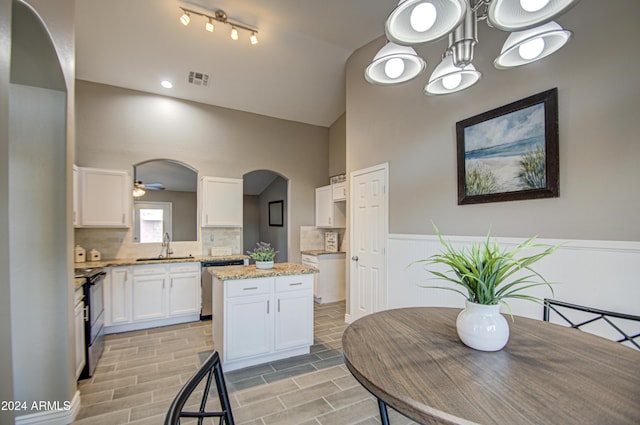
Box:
(351, 256), (359, 261)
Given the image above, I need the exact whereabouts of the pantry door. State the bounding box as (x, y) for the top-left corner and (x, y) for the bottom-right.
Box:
(349, 163), (388, 322)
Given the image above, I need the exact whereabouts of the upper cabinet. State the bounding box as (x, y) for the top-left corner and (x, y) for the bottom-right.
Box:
(200, 177), (243, 227)
(315, 184), (346, 228)
(77, 167), (131, 227)
(332, 182), (346, 201)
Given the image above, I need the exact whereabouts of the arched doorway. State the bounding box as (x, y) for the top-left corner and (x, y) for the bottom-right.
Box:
(243, 170), (288, 262)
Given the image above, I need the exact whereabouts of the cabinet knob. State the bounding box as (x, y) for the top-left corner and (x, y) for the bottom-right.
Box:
(352, 256), (359, 261)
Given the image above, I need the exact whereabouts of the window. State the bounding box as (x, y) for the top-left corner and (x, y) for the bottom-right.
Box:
(134, 201), (172, 243)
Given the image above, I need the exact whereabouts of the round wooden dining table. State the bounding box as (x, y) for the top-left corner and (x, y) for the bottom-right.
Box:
(342, 307), (640, 425)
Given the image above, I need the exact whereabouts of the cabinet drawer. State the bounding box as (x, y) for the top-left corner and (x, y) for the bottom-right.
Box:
(301, 255), (318, 266)
(276, 274), (313, 293)
(74, 287), (85, 306)
(133, 265), (166, 276)
(169, 263), (200, 273)
(226, 278), (272, 297)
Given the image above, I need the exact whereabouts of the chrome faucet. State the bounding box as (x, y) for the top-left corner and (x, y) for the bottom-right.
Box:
(162, 231), (173, 258)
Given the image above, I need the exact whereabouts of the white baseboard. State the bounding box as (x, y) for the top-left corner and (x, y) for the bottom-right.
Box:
(344, 313), (353, 324)
(14, 390), (80, 425)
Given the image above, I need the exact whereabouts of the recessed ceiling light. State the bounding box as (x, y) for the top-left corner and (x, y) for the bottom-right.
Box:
(161, 80), (173, 89)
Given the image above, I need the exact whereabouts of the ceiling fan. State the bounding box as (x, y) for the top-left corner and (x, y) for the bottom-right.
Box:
(133, 180), (165, 197)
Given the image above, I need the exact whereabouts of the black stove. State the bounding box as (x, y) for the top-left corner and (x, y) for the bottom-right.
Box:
(74, 267), (106, 379)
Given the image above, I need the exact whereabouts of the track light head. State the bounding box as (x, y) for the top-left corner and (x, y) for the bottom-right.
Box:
(205, 18), (214, 32)
(250, 32), (258, 45)
(179, 10), (191, 26)
(230, 27), (239, 40)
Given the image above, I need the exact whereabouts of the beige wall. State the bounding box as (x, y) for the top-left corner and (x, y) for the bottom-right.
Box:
(345, 0), (640, 241)
(329, 112), (346, 177)
(75, 81), (330, 261)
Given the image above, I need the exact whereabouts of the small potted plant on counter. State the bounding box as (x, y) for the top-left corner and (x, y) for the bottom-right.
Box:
(247, 241), (278, 270)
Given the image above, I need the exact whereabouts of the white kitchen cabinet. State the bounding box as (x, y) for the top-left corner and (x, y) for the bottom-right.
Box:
(315, 185), (346, 228)
(168, 265), (201, 316)
(200, 176), (243, 227)
(73, 165), (80, 226)
(107, 267), (130, 325)
(274, 275), (314, 351)
(302, 253), (346, 304)
(132, 267), (166, 321)
(332, 182), (346, 201)
(79, 167), (130, 227)
(73, 288), (86, 380)
(212, 272), (314, 371)
(104, 262), (201, 333)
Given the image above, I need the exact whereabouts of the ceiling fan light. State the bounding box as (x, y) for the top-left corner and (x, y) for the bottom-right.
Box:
(132, 187), (146, 198)
(494, 21), (572, 69)
(425, 53), (480, 95)
(365, 42), (427, 85)
(385, 0), (467, 45)
(488, 0), (582, 31)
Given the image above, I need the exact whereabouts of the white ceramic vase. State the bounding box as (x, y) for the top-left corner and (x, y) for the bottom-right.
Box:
(456, 300), (510, 351)
(255, 260), (274, 270)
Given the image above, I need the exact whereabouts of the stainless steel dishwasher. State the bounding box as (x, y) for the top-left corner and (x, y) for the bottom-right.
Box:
(200, 258), (246, 319)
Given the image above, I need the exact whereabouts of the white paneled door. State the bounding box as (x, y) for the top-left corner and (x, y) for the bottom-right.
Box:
(350, 163), (388, 321)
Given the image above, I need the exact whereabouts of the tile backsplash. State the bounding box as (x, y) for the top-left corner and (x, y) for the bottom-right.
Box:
(300, 226), (346, 252)
(74, 227), (241, 260)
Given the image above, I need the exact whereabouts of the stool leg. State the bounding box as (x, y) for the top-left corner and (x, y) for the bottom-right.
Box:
(378, 399), (390, 425)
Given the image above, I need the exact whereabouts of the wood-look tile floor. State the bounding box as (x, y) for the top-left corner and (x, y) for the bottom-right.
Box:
(73, 302), (417, 425)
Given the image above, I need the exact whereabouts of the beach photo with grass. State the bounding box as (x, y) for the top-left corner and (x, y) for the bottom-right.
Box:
(463, 103), (546, 196)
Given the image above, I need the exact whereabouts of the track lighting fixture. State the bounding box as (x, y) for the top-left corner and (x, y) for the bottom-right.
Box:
(367, 0), (580, 94)
(178, 7), (259, 45)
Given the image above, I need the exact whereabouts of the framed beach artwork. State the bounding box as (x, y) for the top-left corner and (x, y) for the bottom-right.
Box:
(456, 88), (559, 205)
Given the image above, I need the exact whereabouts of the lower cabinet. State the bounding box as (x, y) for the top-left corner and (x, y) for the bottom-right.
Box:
(104, 262), (201, 333)
(213, 273), (314, 371)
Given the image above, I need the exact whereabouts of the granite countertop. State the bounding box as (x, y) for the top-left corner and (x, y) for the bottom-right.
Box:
(75, 254), (248, 269)
(301, 250), (346, 256)
(207, 263), (318, 281)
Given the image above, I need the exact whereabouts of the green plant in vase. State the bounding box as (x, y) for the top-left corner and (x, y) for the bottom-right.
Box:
(414, 224), (562, 351)
(247, 242), (278, 269)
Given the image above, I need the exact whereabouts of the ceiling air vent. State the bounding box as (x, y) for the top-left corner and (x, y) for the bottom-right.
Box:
(188, 71), (209, 87)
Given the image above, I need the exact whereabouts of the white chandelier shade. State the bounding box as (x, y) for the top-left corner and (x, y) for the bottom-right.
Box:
(365, 42), (427, 85)
(385, 0), (468, 45)
(494, 21), (572, 69)
(425, 53), (481, 95)
(488, 0), (582, 31)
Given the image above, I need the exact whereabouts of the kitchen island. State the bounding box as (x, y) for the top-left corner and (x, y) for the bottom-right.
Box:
(208, 263), (317, 371)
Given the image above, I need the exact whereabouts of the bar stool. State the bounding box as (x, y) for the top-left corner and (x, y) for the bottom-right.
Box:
(164, 351), (234, 425)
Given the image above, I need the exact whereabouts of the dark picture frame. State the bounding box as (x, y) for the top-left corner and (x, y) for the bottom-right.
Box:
(456, 88), (559, 205)
(268, 200), (284, 227)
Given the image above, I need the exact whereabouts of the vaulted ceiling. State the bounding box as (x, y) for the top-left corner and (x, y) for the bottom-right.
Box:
(75, 0), (393, 127)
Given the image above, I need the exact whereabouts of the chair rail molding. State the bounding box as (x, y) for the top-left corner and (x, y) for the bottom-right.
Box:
(387, 234), (640, 329)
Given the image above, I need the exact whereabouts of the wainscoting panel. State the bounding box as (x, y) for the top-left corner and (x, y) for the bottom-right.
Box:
(387, 234), (640, 330)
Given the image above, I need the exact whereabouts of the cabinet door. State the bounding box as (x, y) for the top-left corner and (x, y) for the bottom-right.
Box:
(80, 167), (130, 227)
(73, 165), (80, 226)
(109, 267), (131, 324)
(132, 274), (166, 321)
(275, 290), (313, 351)
(315, 185), (332, 227)
(332, 182), (346, 201)
(225, 294), (272, 360)
(74, 300), (86, 379)
(201, 177), (243, 227)
(169, 271), (201, 316)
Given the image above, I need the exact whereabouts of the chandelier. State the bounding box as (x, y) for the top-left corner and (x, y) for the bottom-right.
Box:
(365, 0), (580, 95)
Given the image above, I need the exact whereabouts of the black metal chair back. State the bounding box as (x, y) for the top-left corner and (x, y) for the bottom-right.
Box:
(164, 351), (234, 425)
(543, 298), (640, 350)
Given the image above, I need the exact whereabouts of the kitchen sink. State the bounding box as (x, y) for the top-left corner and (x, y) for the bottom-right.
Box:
(136, 256), (194, 261)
